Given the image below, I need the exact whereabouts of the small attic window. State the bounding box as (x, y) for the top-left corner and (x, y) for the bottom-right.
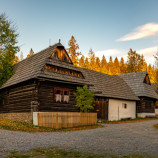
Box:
(144, 75), (151, 85)
(50, 47), (72, 63)
(54, 51), (58, 59)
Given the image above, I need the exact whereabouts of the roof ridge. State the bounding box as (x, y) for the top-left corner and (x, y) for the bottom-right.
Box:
(119, 71), (147, 76)
(14, 42), (62, 66)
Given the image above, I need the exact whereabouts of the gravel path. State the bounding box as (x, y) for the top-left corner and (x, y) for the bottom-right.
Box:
(0, 120), (158, 157)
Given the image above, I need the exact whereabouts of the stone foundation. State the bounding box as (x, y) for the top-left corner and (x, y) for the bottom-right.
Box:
(0, 112), (32, 123)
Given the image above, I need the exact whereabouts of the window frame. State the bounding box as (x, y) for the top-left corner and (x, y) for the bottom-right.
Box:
(122, 103), (127, 109)
(54, 87), (69, 103)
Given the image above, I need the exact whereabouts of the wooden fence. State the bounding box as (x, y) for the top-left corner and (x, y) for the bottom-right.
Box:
(34, 112), (97, 129)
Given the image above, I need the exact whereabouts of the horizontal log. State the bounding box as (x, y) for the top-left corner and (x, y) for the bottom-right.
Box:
(10, 84), (36, 92)
(9, 98), (32, 104)
(8, 105), (31, 110)
(7, 109), (31, 113)
(39, 100), (75, 105)
(9, 87), (36, 96)
(8, 92), (36, 99)
(9, 101), (31, 106)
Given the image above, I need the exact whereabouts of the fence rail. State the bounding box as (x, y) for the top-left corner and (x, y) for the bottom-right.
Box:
(34, 112), (97, 129)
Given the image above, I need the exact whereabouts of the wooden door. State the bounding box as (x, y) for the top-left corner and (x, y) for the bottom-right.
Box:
(94, 101), (108, 120)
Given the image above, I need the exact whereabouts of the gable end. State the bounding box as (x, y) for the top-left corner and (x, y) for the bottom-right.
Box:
(49, 46), (72, 64)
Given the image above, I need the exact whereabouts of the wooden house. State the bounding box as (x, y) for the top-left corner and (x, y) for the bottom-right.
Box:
(0, 42), (150, 122)
(151, 83), (158, 108)
(119, 72), (158, 117)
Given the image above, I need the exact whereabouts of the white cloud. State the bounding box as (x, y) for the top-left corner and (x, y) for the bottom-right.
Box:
(94, 46), (157, 65)
(117, 23), (158, 41)
(95, 49), (127, 62)
(138, 46), (157, 65)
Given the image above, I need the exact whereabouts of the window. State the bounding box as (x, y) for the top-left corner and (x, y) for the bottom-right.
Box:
(122, 103), (127, 109)
(54, 87), (69, 103)
(45, 64), (84, 78)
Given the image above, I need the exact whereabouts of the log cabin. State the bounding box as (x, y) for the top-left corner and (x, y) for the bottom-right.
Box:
(151, 83), (158, 109)
(119, 72), (158, 117)
(0, 42), (157, 122)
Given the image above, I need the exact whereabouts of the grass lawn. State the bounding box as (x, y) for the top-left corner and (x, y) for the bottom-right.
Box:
(6, 147), (157, 158)
(102, 117), (158, 124)
(0, 118), (102, 132)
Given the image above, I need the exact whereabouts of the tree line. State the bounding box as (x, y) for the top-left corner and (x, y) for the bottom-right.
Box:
(13, 36), (158, 84)
(0, 13), (158, 87)
(67, 36), (158, 83)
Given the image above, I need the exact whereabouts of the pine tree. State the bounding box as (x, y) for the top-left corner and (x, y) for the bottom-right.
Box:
(137, 54), (146, 71)
(127, 48), (141, 72)
(14, 56), (20, 64)
(84, 57), (89, 69)
(88, 48), (95, 70)
(101, 55), (108, 74)
(108, 56), (114, 75)
(78, 55), (85, 68)
(67, 36), (81, 66)
(20, 52), (23, 61)
(120, 57), (126, 74)
(95, 57), (101, 72)
(27, 48), (34, 58)
(113, 57), (120, 75)
(147, 64), (155, 83)
(154, 51), (158, 83)
(0, 13), (19, 86)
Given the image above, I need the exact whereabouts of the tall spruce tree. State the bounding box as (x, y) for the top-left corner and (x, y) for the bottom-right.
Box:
(113, 57), (120, 75)
(67, 36), (81, 66)
(95, 57), (101, 72)
(154, 51), (158, 83)
(88, 48), (95, 70)
(0, 14), (19, 86)
(120, 57), (126, 74)
(27, 48), (34, 58)
(127, 48), (141, 72)
(84, 57), (89, 69)
(108, 56), (113, 75)
(78, 55), (85, 68)
(101, 55), (108, 74)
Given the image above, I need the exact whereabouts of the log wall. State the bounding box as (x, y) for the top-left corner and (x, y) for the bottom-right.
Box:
(38, 81), (79, 112)
(0, 81), (37, 113)
(136, 97), (156, 113)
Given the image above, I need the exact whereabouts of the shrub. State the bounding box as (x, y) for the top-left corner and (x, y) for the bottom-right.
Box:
(74, 85), (95, 112)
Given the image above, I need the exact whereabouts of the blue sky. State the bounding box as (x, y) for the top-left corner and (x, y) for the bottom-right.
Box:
(1, 0), (158, 64)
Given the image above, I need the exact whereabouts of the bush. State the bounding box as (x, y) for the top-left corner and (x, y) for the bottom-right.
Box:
(74, 85), (95, 112)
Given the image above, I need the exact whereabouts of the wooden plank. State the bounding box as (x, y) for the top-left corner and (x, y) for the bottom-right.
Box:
(37, 112), (97, 129)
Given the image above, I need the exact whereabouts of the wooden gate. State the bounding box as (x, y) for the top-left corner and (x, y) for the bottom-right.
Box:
(94, 101), (108, 120)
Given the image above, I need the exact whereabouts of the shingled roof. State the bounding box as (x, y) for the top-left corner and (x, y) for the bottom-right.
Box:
(0, 43), (90, 89)
(0, 43), (139, 101)
(119, 71), (158, 100)
(79, 68), (139, 101)
(151, 83), (158, 93)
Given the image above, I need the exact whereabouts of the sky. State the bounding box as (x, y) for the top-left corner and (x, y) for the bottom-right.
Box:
(0, 0), (158, 65)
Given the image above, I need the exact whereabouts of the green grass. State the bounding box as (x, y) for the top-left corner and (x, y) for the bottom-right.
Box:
(0, 118), (102, 132)
(102, 117), (158, 124)
(6, 147), (157, 158)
